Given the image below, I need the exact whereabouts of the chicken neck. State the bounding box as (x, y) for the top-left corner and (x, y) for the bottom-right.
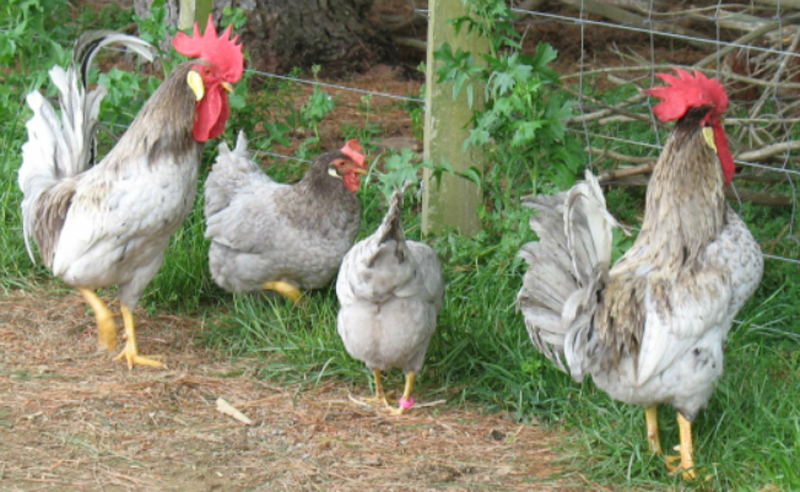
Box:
(637, 108), (728, 267)
(102, 62), (201, 172)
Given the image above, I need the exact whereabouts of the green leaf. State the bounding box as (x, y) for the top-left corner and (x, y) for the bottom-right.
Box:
(511, 120), (545, 147)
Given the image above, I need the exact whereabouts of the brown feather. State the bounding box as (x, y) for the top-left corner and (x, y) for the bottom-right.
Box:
(32, 179), (78, 269)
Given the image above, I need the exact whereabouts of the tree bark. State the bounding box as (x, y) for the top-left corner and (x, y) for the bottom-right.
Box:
(134, 0), (387, 73)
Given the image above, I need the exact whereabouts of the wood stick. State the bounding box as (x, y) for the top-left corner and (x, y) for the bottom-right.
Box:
(737, 140), (800, 162)
(597, 170), (793, 206)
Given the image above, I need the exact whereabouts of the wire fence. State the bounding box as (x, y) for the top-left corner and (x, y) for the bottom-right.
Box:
(507, 2), (800, 265)
(16, 5), (799, 265)
(232, 3), (799, 268)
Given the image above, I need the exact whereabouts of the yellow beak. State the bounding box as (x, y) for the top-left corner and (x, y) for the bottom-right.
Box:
(221, 81), (234, 93)
(352, 168), (369, 175)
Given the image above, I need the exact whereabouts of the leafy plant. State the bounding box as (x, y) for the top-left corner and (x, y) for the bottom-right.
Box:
(294, 65), (336, 159)
(434, 0), (583, 201)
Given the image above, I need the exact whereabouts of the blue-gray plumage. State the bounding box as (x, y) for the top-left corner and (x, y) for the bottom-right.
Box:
(336, 188), (444, 415)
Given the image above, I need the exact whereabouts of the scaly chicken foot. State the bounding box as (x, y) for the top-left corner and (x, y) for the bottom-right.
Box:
(645, 406), (663, 454)
(349, 369), (398, 411)
(386, 371), (416, 416)
(361, 369), (393, 408)
(112, 304), (164, 370)
(664, 413), (699, 480)
(79, 288), (117, 352)
(261, 281), (302, 305)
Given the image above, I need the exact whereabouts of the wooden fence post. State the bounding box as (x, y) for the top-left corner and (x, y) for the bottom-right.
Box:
(178, 0), (213, 29)
(422, 0), (488, 236)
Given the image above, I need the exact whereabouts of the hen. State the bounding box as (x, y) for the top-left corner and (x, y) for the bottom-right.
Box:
(204, 131), (367, 303)
(19, 18), (244, 369)
(517, 70), (763, 478)
(336, 188), (444, 415)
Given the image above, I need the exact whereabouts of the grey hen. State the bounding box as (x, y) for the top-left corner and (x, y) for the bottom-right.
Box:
(204, 131), (368, 303)
(336, 188), (444, 415)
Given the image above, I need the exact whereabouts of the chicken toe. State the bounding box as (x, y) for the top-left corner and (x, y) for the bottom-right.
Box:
(112, 304), (164, 370)
(351, 369), (395, 409)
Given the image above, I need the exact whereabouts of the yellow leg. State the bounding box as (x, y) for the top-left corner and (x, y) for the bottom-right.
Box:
(262, 281), (302, 305)
(112, 304), (164, 370)
(676, 413), (698, 480)
(350, 369), (393, 409)
(388, 370), (417, 416)
(665, 413), (698, 480)
(366, 369), (390, 406)
(78, 287), (117, 351)
(645, 406), (663, 455)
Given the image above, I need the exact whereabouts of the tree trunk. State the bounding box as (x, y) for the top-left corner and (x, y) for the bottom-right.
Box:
(134, 0), (387, 73)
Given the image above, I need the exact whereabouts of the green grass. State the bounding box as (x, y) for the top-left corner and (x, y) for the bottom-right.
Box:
(2, 5), (800, 491)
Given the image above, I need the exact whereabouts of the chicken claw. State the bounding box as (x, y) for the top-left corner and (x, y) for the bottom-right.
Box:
(79, 288), (117, 351)
(112, 304), (164, 370)
(262, 281), (302, 305)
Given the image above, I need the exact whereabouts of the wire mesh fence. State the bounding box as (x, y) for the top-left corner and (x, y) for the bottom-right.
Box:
(508, 1), (800, 267)
(14, 3), (798, 265)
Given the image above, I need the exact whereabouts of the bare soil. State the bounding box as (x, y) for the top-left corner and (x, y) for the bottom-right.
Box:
(0, 289), (588, 491)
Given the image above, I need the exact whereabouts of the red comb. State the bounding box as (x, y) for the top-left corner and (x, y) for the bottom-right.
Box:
(645, 69), (728, 122)
(172, 15), (244, 83)
(341, 139), (367, 168)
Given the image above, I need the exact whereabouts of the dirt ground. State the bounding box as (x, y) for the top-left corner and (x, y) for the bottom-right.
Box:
(0, 289), (590, 491)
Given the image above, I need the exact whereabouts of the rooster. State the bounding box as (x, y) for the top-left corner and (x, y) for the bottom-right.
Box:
(204, 131), (368, 303)
(517, 70), (763, 478)
(336, 188), (444, 415)
(19, 18), (244, 369)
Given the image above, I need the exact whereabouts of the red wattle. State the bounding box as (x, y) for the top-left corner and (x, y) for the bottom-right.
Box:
(712, 123), (735, 185)
(193, 86), (229, 142)
(343, 173), (362, 193)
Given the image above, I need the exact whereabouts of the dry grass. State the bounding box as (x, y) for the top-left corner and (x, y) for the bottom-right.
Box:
(0, 288), (586, 491)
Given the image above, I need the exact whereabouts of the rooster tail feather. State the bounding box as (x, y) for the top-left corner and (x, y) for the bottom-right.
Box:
(517, 171), (619, 376)
(564, 171), (621, 284)
(19, 31), (153, 262)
